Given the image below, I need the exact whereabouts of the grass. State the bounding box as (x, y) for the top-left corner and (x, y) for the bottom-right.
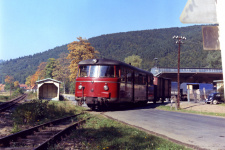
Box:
(219, 103), (225, 107)
(26, 92), (37, 100)
(54, 114), (191, 150)
(11, 99), (85, 126)
(0, 91), (10, 96)
(0, 90), (23, 102)
(156, 105), (225, 117)
(10, 100), (193, 149)
(0, 91), (11, 102)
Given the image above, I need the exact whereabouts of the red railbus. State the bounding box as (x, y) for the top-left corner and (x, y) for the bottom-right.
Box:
(75, 59), (165, 110)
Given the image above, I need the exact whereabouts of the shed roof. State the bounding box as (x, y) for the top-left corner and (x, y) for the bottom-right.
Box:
(36, 78), (62, 84)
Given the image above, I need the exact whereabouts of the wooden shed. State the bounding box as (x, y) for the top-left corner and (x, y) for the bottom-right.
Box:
(36, 78), (61, 100)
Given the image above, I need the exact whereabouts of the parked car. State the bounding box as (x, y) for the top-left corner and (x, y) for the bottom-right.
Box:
(205, 92), (223, 104)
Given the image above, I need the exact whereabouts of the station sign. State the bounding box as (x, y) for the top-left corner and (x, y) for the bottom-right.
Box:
(202, 26), (220, 50)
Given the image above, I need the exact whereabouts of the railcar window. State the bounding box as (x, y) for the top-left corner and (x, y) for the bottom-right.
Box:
(79, 66), (90, 77)
(127, 71), (133, 83)
(99, 66), (115, 78)
(79, 65), (117, 78)
(143, 75), (147, 85)
(139, 74), (143, 85)
(121, 67), (126, 82)
(148, 75), (153, 85)
(135, 73), (139, 84)
(115, 66), (119, 77)
(89, 66), (99, 77)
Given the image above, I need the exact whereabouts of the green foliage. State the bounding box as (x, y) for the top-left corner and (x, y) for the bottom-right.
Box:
(12, 100), (79, 125)
(45, 58), (56, 78)
(69, 81), (75, 94)
(0, 45), (68, 83)
(12, 99), (49, 124)
(157, 105), (225, 117)
(0, 95), (9, 101)
(4, 83), (14, 91)
(124, 54), (142, 68)
(206, 51), (222, 68)
(12, 88), (24, 97)
(26, 92), (37, 99)
(11, 123), (21, 134)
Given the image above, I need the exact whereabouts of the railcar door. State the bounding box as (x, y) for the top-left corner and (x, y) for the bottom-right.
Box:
(134, 73), (147, 102)
(119, 67), (133, 103)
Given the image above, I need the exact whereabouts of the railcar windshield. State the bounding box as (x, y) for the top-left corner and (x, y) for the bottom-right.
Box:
(78, 65), (119, 78)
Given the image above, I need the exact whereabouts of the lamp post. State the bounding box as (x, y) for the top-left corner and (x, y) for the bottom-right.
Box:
(173, 35), (186, 109)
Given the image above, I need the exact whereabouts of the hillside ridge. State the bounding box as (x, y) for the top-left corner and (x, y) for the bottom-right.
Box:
(0, 25), (221, 83)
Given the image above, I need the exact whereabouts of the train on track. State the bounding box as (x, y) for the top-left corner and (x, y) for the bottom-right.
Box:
(75, 59), (171, 110)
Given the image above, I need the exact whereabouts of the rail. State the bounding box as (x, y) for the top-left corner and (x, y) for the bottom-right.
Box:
(0, 94), (27, 112)
(0, 113), (89, 150)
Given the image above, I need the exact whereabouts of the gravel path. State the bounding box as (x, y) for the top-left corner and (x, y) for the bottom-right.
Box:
(175, 101), (225, 114)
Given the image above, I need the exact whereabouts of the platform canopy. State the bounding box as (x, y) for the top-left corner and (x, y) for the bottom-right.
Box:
(151, 67), (223, 83)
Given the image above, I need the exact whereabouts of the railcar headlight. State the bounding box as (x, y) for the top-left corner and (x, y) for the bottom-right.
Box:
(78, 85), (83, 90)
(103, 85), (109, 91)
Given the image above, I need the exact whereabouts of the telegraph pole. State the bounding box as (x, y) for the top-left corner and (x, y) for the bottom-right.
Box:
(173, 36), (186, 109)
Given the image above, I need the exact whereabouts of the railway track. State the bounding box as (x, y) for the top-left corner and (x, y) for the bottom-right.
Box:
(0, 113), (89, 150)
(0, 94), (27, 113)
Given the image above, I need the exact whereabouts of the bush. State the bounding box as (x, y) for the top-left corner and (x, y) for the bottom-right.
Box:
(0, 95), (9, 101)
(12, 99), (49, 124)
(12, 88), (24, 97)
(12, 100), (80, 125)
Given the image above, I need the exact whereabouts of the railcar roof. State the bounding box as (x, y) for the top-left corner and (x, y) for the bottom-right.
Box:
(78, 59), (152, 75)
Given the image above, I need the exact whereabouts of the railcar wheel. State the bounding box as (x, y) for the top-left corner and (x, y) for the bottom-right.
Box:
(87, 104), (96, 110)
(213, 100), (218, 105)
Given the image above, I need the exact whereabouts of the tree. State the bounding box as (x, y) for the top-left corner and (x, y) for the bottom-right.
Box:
(67, 37), (99, 81)
(53, 53), (70, 93)
(206, 51), (222, 68)
(45, 58), (56, 78)
(14, 81), (20, 89)
(5, 75), (14, 96)
(25, 75), (31, 87)
(124, 54), (143, 68)
(30, 62), (47, 87)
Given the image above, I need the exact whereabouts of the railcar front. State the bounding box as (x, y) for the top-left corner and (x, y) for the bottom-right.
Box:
(75, 59), (120, 110)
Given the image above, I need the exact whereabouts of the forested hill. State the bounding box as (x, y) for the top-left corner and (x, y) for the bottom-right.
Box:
(0, 25), (221, 83)
(89, 25), (212, 70)
(0, 60), (4, 64)
(0, 45), (68, 83)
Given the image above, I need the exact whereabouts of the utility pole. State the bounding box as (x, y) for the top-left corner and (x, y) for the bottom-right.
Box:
(173, 36), (186, 109)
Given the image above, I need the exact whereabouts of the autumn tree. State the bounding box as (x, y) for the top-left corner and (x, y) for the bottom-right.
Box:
(53, 53), (70, 93)
(67, 37), (99, 81)
(124, 54), (142, 68)
(30, 62), (47, 87)
(14, 81), (20, 89)
(5, 75), (14, 96)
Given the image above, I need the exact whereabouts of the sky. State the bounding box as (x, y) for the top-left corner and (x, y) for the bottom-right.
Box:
(0, 0), (194, 60)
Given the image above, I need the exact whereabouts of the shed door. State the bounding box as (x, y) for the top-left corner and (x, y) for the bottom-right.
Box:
(41, 83), (57, 99)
